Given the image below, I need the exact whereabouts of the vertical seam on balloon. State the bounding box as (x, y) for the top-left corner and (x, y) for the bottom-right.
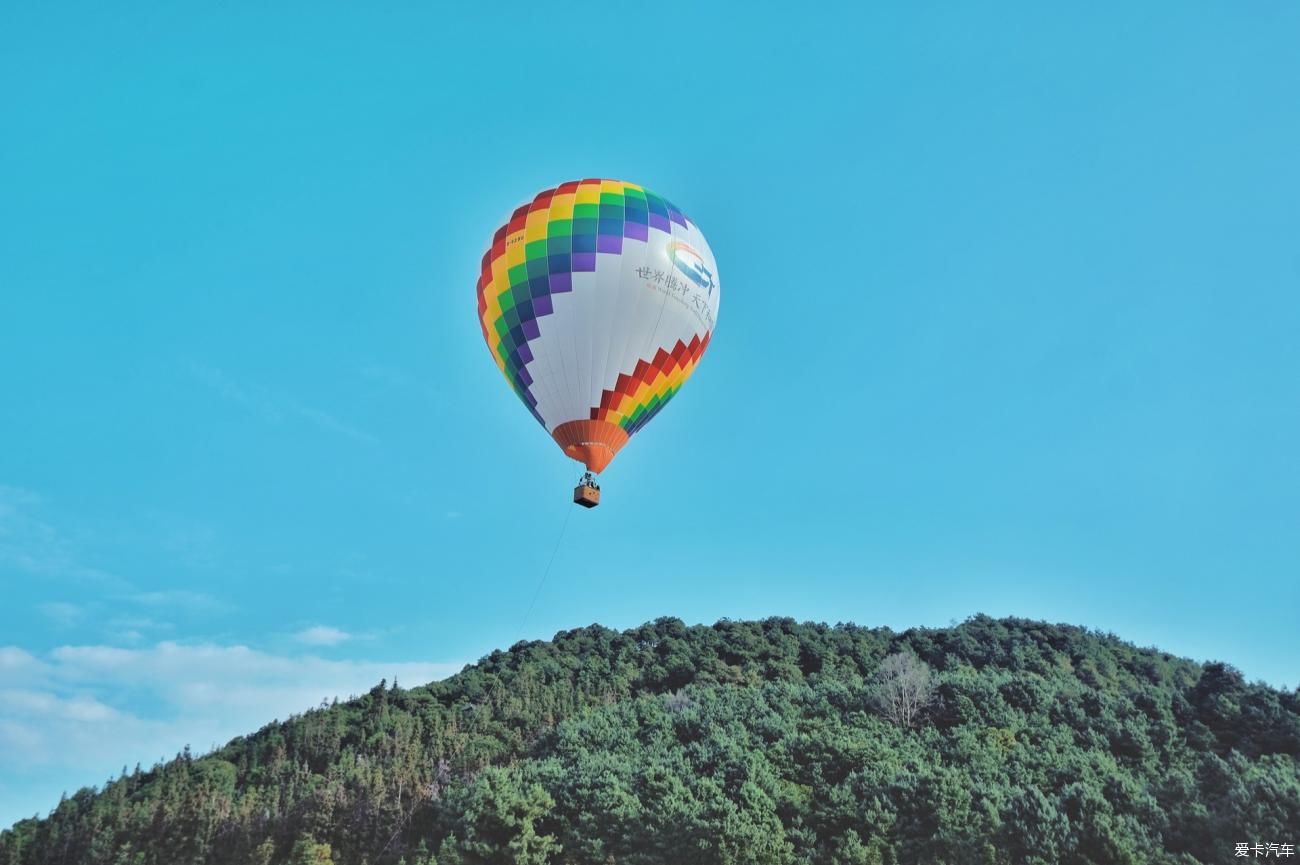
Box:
(593, 182), (626, 427)
(582, 179), (602, 445)
(531, 186), (568, 431)
(553, 185), (583, 431)
(582, 180), (606, 435)
(557, 182), (587, 430)
(595, 181), (635, 433)
(606, 188), (656, 429)
(637, 225), (675, 417)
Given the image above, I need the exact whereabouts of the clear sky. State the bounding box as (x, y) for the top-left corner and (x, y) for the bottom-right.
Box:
(2, 0), (1298, 829)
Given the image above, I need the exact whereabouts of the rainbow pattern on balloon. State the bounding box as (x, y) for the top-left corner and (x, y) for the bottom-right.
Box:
(476, 178), (715, 439)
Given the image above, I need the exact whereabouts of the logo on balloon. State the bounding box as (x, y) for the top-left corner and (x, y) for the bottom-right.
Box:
(667, 241), (716, 297)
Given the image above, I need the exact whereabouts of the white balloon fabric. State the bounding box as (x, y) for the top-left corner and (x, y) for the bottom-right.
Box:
(477, 179), (720, 473)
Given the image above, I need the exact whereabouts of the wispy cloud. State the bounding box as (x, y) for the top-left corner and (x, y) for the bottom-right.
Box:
(37, 602), (84, 628)
(293, 625), (352, 646)
(126, 589), (230, 613)
(107, 616), (173, 633)
(34, 606), (180, 646)
(145, 511), (221, 570)
(1, 486), (236, 652)
(190, 363), (378, 444)
(0, 486), (125, 589)
(357, 360), (439, 402)
(0, 489), (235, 633)
(0, 640), (463, 823)
(107, 615), (171, 630)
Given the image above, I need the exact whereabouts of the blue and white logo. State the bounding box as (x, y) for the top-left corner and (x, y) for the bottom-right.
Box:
(667, 241), (716, 296)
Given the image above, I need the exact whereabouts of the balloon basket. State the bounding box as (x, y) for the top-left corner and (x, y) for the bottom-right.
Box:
(573, 473), (601, 508)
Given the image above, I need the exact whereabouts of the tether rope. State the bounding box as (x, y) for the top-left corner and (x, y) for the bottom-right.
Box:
(519, 502), (574, 632)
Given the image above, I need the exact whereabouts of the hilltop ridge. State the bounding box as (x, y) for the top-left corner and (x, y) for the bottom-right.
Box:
(3, 615), (1298, 864)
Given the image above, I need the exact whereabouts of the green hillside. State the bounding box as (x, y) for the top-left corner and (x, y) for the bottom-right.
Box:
(2, 615), (1297, 865)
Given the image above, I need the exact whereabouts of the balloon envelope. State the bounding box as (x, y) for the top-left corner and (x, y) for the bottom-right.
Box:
(477, 179), (720, 473)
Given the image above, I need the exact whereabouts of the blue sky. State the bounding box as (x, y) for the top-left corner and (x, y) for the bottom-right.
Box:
(2, 1), (1298, 829)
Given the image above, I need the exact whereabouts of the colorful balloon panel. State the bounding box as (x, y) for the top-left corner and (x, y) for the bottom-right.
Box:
(477, 179), (720, 472)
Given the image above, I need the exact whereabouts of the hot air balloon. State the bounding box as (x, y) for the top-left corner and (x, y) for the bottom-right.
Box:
(476, 179), (720, 507)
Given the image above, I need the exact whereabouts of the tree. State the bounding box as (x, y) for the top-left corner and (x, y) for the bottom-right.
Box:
(873, 651), (935, 728)
(829, 830), (884, 865)
(252, 839), (276, 865)
(4, 616), (1299, 865)
(290, 834), (336, 865)
(455, 768), (560, 865)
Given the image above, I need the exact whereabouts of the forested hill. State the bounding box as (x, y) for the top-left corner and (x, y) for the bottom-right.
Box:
(3, 616), (1299, 865)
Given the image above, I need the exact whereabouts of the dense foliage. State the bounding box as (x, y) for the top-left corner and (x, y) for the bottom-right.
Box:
(3, 615), (1298, 865)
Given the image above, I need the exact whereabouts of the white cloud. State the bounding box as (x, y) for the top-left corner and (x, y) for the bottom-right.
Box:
(294, 625), (352, 646)
(0, 690), (119, 723)
(0, 648), (49, 686)
(0, 640), (460, 775)
(0, 647), (41, 672)
(0, 719), (44, 751)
